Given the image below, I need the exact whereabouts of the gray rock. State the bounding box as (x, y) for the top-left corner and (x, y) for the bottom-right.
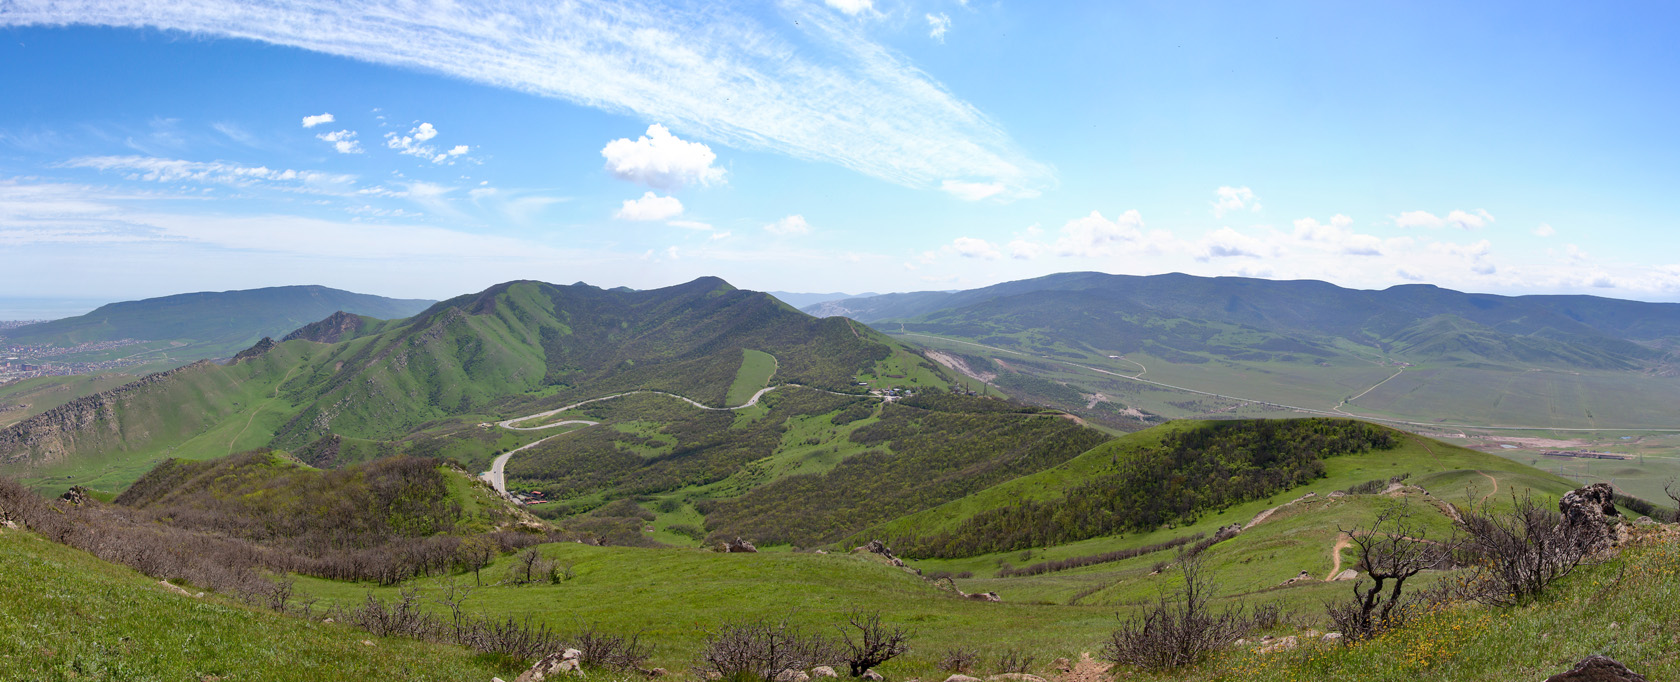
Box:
(725, 537), (759, 553)
(862, 670), (884, 681)
(1545, 655), (1647, 682)
(1256, 636), (1297, 654)
(1333, 569), (1358, 581)
(1559, 483), (1620, 551)
(775, 670), (810, 682)
(942, 675), (981, 682)
(810, 667), (838, 678)
(516, 649), (586, 682)
(1321, 632), (1343, 644)
(985, 675), (1045, 682)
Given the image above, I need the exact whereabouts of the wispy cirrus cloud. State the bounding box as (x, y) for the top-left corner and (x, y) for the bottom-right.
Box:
(0, 0), (1049, 194)
(61, 155), (359, 194)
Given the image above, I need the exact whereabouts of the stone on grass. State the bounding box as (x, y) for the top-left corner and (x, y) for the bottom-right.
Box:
(861, 669), (884, 681)
(1256, 636), (1297, 654)
(810, 667), (838, 678)
(943, 675), (982, 682)
(516, 649), (585, 682)
(1544, 655), (1647, 682)
(775, 670), (809, 682)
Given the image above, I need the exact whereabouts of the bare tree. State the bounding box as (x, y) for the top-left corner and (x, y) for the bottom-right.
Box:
(430, 577), (476, 640)
(1455, 492), (1592, 606)
(839, 610), (912, 677)
(513, 547), (544, 585)
(1102, 552), (1245, 670)
(699, 620), (837, 681)
(1325, 500), (1451, 641)
(456, 536), (495, 586)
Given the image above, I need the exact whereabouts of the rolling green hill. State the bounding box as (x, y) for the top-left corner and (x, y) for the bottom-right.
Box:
(0, 284), (433, 358)
(814, 272), (1680, 430)
(0, 277), (966, 497)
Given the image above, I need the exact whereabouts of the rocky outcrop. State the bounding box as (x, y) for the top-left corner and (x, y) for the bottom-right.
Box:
(0, 360), (213, 466)
(57, 486), (91, 505)
(282, 311), (367, 344)
(1560, 482), (1621, 551)
(724, 537), (758, 553)
(1545, 655), (1647, 682)
(516, 649), (584, 681)
(853, 539), (905, 567)
(228, 337), (276, 364)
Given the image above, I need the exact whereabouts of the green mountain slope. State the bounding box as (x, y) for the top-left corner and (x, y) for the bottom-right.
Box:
(0, 277), (957, 495)
(1, 284), (433, 358)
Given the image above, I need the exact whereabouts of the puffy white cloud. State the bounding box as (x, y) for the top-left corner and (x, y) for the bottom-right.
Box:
(1054, 210), (1146, 257)
(1212, 186), (1260, 217)
(1292, 214), (1383, 256)
(764, 215), (811, 235)
(601, 124), (726, 190)
(1394, 208), (1494, 230)
(950, 237), (1000, 260)
(316, 129), (363, 154)
(301, 112), (334, 128)
(614, 192), (684, 221)
(1008, 239), (1043, 260)
(940, 179), (1005, 201)
(1197, 227), (1270, 261)
(410, 122), (438, 142)
(1534, 223), (1556, 237)
(384, 123), (467, 164)
(825, 0), (873, 15)
(667, 219), (713, 231)
(927, 13), (951, 41)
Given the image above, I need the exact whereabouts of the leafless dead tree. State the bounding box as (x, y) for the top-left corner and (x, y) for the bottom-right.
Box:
(1325, 500), (1452, 641)
(839, 610), (911, 677)
(1455, 492), (1592, 606)
(1102, 552), (1245, 670)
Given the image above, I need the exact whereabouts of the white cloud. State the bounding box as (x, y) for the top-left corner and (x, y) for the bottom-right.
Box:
(1196, 227), (1270, 261)
(668, 219), (713, 231)
(1, 0), (1049, 194)
(62, 155), (359, 194)
(301, 112), (335, 128)
(1394, 208), (1494, 230)
(614, 192), (684, 221)
(950, 236), (1000, 260)
(316, 129), (363, 154)
(1008, 239), (1043, 260)
(824, 0), (873, 15)
(926, 13), (951, 41)
(710, 230), (731, 240)
(1053, 210), (1147, 257)
(1292, 214), (1383, 256)
(1212, 186), (1260, 217)
(765, 215), (811, 235)
(940, 179), (1005, 201)
(1534, 223), (1556, 237)
(410, 122), (438, 142)
(601, 124), (725, 190)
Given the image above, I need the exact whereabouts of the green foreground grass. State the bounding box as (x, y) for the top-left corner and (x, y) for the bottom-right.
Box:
(0, 529), (512, 682)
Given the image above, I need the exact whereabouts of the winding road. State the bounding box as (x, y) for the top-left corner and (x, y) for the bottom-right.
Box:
(481, 361), (875, 495)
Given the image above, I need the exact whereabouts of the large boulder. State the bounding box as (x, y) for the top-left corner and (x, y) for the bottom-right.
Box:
(810, 667), (838, 679)
(724, 537), (759, 553)
(963, 591), (1002, 602)
(1545, 655), (1647, 682)
(853, 539), (905, 567)
(516, 649), (585, 682)
(775, 670), (810, 682)
(1560, 483), (1621, 551)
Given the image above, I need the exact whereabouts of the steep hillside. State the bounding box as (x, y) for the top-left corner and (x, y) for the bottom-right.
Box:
(0, 529), (510, 681)
(1, 285), (433, 358)
(0, 277), (948, 494)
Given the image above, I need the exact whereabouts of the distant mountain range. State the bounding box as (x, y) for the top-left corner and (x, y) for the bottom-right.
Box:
(806, 271), (1680, 371)
(0, 285), (434, 358)
(767, 290), (880, 309)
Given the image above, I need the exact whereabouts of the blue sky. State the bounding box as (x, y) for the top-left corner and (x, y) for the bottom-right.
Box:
(1, 0), (1678, 304)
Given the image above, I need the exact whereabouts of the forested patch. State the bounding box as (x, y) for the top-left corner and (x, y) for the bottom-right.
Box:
(504, 389), (868, 499)
(697, 395), (1110, 546)
(890, 419), (1398, 558)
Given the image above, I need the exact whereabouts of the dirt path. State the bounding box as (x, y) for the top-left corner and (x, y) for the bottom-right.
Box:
(1326, 533), (1353, 581)
(1056, 653), (1111, 682)
(1478, 470), (1498, 503)
(1333, 369), (1404, 415)
(227, 364), (300, 454)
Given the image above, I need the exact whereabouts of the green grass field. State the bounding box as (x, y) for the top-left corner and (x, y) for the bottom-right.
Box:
(0, 529), (513, 681)
(727, 349), (779, 406)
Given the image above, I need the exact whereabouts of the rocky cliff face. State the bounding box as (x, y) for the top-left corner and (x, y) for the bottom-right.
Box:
(0, 361), (212, 466)
(228, 337), (276, 364)
(280, 311), (367, 344)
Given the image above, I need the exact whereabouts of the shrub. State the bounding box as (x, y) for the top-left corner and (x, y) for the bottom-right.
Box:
(1455, 492), (1592, 606)
(570, 623), (653, 672)
(839, 610), (911, 677)
(994, 648), (1036, 674)
(1102, 553), (1245, 671)
(699, 620), (838, 681)
(938, 647), (979, 673)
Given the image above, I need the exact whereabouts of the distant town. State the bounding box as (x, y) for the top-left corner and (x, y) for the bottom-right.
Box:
(0, 322), (152, 384)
